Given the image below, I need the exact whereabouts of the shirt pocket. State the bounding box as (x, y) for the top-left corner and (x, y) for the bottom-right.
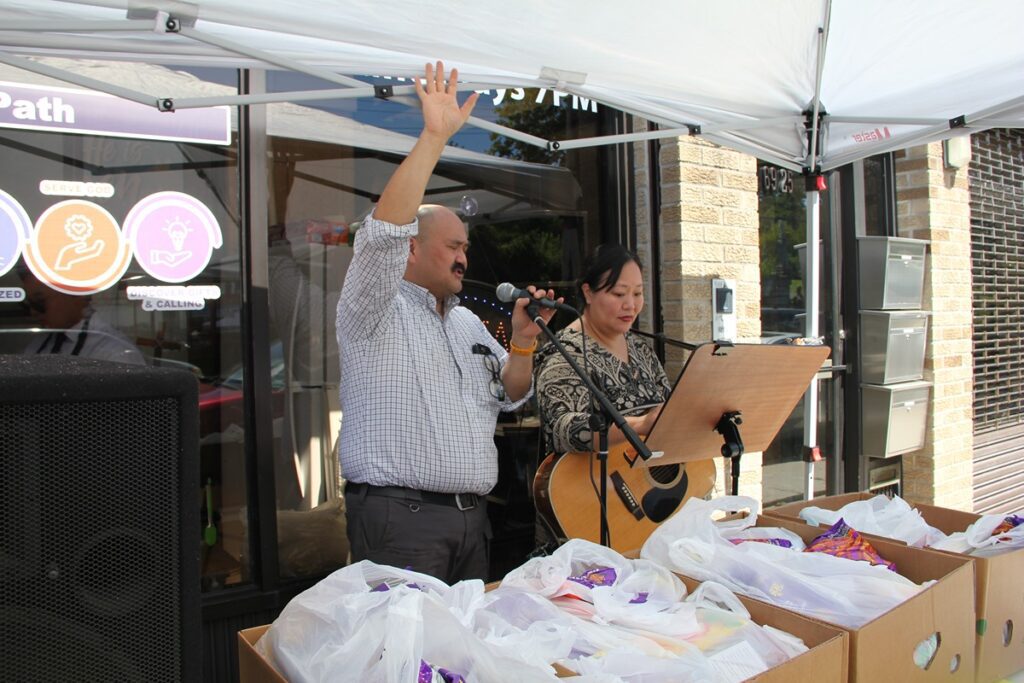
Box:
(464, 350), (505, 405)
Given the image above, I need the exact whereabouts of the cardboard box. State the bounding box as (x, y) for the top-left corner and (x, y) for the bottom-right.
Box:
(238, 625), (286, 683)
(238, 583), (849, 682)
(766, 493), (1024, 683)
(671, 514), (976, 682)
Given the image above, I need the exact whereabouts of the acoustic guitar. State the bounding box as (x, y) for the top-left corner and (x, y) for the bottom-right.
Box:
(533, 443), (717, 552)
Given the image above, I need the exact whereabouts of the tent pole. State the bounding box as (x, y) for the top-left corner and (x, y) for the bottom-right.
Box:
(822, 92), (1024, 170)
(170, 86), (400, 109)
(461, 116), (553, 149)
(0, 20), (155, 32)
(829, 115), (946, 126)
(806, 0), (832, 173)
(552, 127), (694, 150)
(551, 116), (805, 151)
(798, 0), (831, 500)
(803, 187), (822, 500)
(829, 115), (1024, 128)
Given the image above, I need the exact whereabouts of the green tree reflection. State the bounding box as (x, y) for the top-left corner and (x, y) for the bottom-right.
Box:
(488, 89), (567, 166)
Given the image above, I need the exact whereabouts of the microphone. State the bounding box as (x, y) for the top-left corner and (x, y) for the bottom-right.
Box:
(496, 282), (575, 312)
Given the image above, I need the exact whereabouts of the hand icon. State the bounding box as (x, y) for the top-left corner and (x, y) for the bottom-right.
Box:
(150, 250), (192, 267)
(54, 239), (105, 271)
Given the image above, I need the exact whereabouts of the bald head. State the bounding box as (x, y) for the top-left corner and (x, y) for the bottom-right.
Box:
(414, 204), (457, 240)
(405, 204), (469, 307)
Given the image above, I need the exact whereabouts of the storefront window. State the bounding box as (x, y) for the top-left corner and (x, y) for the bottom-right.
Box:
(0, 60), (243, 591)
(862, 154), (897, 237)
(758, 163), (808, 338)
(263, 72), (618, 579)
(756, 162), (834, 504)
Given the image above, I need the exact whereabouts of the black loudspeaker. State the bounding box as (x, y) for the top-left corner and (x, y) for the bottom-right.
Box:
(0, 355), (201, 683)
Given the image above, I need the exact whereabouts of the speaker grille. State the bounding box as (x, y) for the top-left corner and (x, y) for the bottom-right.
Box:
(1, 397), (184, 683)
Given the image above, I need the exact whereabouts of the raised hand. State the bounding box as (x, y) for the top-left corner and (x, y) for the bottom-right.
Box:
(414, 61), (479, 142)
(373, 60), (480, 225)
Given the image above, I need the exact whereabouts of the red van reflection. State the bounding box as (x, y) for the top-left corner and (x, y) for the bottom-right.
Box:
(198, 342), (286, 439)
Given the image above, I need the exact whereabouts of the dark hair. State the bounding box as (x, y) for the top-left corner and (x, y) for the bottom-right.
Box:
(15, 261), (32, 281)
(577, 244), (643, 307)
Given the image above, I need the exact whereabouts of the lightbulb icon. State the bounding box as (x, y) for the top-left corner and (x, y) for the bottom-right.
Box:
(163, 217), (192, 251)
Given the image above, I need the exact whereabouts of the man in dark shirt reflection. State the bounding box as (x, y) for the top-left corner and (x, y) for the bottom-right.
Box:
(19, 267), (145, 365)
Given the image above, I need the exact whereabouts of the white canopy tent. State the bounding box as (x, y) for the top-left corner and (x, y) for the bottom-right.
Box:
(0, 0), (1022, 173)
(2, 0), (1022, 498)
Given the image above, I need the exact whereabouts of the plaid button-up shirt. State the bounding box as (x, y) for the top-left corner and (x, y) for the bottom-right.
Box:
(335, 212), (528, 494)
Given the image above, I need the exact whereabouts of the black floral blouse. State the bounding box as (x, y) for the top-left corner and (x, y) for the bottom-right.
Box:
(534, 327), (672, 454)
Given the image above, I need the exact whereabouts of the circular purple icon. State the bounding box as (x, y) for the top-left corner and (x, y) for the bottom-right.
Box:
(0, 188), (32, 278)
(123, 191), (223, 283)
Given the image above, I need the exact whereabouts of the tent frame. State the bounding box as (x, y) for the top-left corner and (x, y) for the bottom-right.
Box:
(2, 3), (1023, 173)
(5, 8), (1021, 176)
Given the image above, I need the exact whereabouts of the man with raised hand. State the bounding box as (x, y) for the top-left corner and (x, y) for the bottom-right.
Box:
(337, 61), (559, 583)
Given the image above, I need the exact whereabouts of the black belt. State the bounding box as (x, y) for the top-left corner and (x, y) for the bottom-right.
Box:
(345, 482), (479, 511)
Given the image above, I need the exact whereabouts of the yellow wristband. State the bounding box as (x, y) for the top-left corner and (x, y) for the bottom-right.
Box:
(509, 338), (538, 356)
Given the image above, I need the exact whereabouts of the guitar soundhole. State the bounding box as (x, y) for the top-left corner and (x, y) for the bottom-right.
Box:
(648, 464), (680, 486)
(643, 468), (689, 523)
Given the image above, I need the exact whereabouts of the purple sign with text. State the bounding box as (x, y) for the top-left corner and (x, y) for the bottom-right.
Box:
(0, 80), (230, 145)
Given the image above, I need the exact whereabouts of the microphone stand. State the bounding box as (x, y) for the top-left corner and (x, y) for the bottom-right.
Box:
(527, 302), (655, 547)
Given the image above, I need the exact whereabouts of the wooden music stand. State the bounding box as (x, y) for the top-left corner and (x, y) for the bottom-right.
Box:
(636, 341), (831, 493)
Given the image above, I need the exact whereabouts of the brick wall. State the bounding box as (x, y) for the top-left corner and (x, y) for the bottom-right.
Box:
(638, 134), (978, 508)
(656, 137), (761, 374)
(894, 142), (975, 510)
(649, 135), (762, 499)
(969, 129), (1024, 431)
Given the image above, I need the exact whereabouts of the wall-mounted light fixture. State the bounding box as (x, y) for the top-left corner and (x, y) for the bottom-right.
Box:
(943, 135), (972, 169)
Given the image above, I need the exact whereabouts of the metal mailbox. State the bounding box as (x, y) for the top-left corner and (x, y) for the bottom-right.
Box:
(861, 380), (931, 458)
(859, 310), (930, 384)
(858, 236), (928, 310)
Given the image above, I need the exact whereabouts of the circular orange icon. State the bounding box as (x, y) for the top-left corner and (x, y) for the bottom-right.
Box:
(24, 200), (131, 295)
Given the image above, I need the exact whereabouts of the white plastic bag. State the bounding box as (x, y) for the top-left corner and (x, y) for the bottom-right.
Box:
(929, 510), (1024, 557)
(256, 562), (438, 681)
(682, 580), (808, 678)
(796, 494), (946, 547)
(260, 561), (566, 682)
(416, 589), (570, 683)
(471, 588), (582, 665)
(501, 538), (808, 682)
(501, 539), (697, 635)
(642, 495), (930, 628)
(488, 573), (721, 682)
